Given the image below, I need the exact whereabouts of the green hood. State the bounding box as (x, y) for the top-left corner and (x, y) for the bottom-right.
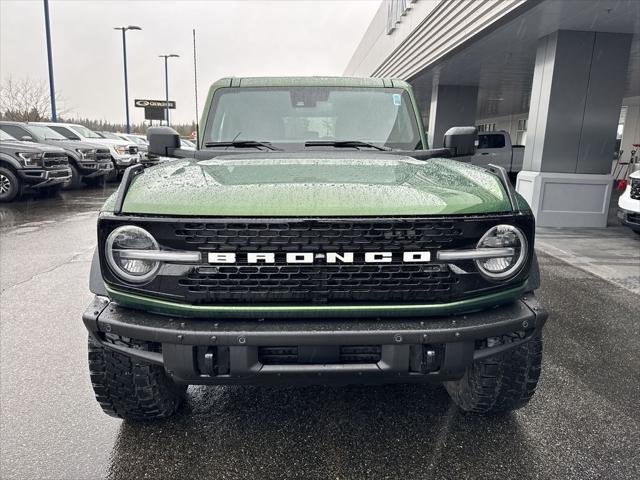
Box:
(107, 153), (513, 216)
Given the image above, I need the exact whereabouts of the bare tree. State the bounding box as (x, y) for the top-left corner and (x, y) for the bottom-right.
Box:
(0, 76), (69, 121)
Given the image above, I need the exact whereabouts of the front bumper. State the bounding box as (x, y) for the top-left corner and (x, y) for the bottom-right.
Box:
(618, 207), (640, 230)
(17, 167), (72, 188)
(112, 155), (139, 169)
(83, 293), (548, 385)
(78, 161), (114, 177)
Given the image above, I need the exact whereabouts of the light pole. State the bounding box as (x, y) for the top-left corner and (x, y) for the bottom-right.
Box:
(114, 25), (141, 133)
(43, 0), (56, 121)
(159, 54), (179, 126)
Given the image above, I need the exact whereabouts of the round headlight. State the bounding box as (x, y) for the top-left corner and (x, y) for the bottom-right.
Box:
(106, 225), (160, 283)
(475, 225), (527, 280)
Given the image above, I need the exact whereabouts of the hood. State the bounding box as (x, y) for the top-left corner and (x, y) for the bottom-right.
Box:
(109, 152), (513, 216)
(82, 138), (133, 148)
(0, 140), (66, 155)
(42, 138), (109, 154)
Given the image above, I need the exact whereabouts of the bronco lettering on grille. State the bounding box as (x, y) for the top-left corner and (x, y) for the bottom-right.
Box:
(207, 251), (432, 264)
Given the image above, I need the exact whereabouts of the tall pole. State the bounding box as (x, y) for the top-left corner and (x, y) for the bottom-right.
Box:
(159, 54), (179, 127)
(43, 0), (57, 121)
(164, 56), (169, 126)
(114, 26), (141, 134)
(122, 29), (131, 133)
(193, 29), (200, 149)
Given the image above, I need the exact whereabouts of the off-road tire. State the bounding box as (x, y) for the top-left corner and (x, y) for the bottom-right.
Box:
(0, 167), (20, 202)
(87, 336), (186, 421)
(63, 164), (82, 190)
(445, 333), (543, 414)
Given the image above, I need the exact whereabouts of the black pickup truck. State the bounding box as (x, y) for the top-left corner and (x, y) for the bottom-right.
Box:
(0, 129), (71, 202)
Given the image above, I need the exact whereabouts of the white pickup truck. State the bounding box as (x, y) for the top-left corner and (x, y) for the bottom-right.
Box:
(462, 131), (525, 180)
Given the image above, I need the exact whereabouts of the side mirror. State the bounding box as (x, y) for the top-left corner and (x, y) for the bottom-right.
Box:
(147, 127), (180, 157)
(20, 135), (34, 142)
(443, 126), (477, 157)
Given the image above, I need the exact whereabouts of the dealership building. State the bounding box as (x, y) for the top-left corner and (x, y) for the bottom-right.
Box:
(345, 0), (640, 227)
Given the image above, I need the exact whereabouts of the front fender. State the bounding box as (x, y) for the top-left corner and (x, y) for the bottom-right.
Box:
(89, 248), (108, 296)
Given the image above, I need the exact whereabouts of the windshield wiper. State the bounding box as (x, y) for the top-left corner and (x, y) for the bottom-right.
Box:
(204, 140), (282, 151)
(304, 140), (391, 151)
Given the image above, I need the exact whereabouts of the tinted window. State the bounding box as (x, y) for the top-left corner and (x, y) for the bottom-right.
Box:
(478, 134), (505, 149)
(0, 125), (30, 140)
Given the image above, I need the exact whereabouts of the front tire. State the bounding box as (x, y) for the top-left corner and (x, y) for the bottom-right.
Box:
(63, 164), (82, 190)
(88, 336), (186, 421)
(0, 167), (20, 202)
(445, 333), (543, 414)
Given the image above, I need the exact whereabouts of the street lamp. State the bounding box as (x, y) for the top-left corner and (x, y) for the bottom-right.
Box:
(114, 25), (141, 134)
(159, 54), (179, 126)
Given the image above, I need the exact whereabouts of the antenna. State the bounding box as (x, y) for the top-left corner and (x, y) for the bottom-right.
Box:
(192, 28), (200, 149)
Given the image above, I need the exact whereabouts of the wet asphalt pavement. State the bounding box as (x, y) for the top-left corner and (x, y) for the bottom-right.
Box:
(1, 188), (639, 480)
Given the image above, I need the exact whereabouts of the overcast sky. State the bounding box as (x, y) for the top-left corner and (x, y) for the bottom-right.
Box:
(0, 0), (381, 124)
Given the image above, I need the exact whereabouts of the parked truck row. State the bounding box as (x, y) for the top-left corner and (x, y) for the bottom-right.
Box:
(0, 121), (196, 202)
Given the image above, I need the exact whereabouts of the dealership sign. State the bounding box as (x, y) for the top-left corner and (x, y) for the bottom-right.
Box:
(134, 99), (176, 121)
(134, 99), (176, 109)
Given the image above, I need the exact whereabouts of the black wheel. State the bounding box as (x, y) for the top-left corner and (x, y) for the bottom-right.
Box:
(445, 333), (543, 414)
(0, 166), (20, 202)
(63, 164), (82, 190)
(88, 336), (186, 421)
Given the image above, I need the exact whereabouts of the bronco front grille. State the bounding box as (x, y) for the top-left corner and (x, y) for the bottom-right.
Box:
(631, 179), (640, 200)
(99, 215), (534, 306)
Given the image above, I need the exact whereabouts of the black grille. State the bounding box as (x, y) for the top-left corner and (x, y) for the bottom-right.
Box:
(631, 179), (640, 200)
(174, 220), (463, 252)
(258, 345), (382, 365)
(96, 149), (111, 161)
(128, 146), (138, 155)
(179, 264), (457, 303)
(627, 213), (640, 224)
(175, 219), (463, 303)
(42, 152), (68, 168)
(99, 215), (534, 306)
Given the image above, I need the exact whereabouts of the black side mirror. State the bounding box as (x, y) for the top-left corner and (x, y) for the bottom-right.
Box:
(147, 127), (180, 157)
(443, 126), (477, 157)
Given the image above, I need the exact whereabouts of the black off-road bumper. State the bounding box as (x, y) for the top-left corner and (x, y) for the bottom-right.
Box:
(83, 294), (547, 385)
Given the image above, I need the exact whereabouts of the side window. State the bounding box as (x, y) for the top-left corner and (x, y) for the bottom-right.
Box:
(478, 134), (505, 149)
(0, 125), (31, 140)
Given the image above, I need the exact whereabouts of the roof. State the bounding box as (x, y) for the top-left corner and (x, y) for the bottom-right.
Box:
(210, 76), (411, 89)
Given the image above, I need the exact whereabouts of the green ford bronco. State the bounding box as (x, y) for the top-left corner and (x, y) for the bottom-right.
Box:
(84, 77), (547, 420)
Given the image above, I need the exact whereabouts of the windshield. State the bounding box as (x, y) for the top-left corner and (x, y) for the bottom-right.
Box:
(0, 130), (17, 141)
(70, 125), (102, 139)
(100, 131), (124, 140)
(127, 135), (148, 145)
(29, 124), (68, 140)
(204, 86), (422, 150)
